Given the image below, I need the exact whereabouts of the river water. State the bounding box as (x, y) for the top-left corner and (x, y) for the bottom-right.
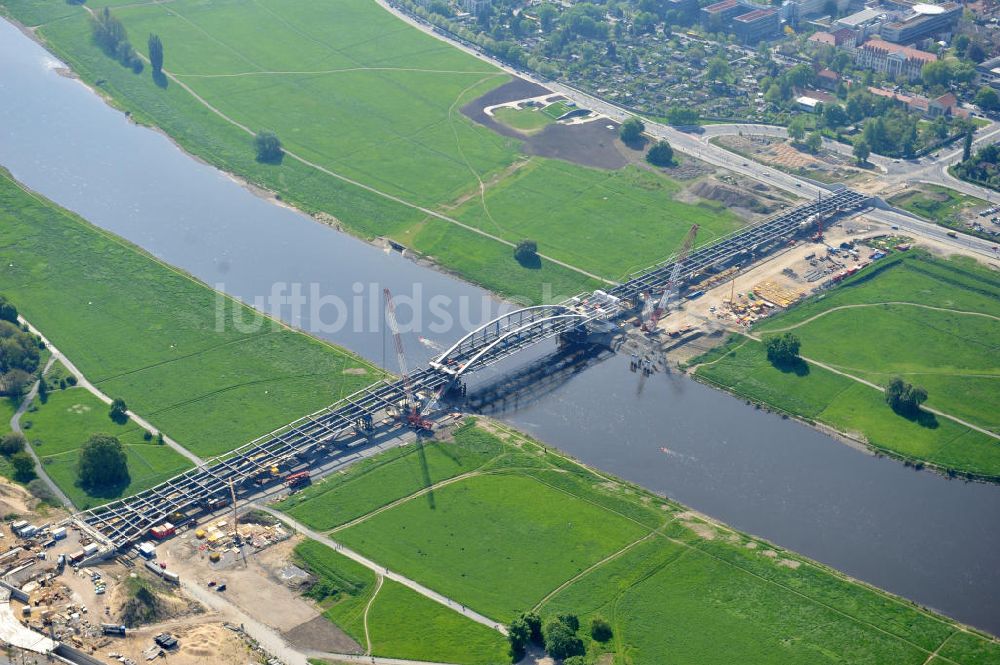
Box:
(1, 19), (998, 635)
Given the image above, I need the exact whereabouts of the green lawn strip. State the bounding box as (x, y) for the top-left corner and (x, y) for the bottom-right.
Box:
(0, 170), (380, 458)
(293, 539), (507, 665)
(293, 539), (376, 643)
(541, 101), (574, 119)
(492, 107), (554, 133)
(452, 159), (744, 282)
(336, 472), (648, 622)
(279, 425), (506, 531)
(937, 629), (1000, 665)
(368, 579), (509, 665)
(20, 388), (192, 508)
(696, 337), (1000, 477)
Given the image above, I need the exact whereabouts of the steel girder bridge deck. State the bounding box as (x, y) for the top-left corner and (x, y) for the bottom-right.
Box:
(77, 189), (868, 549)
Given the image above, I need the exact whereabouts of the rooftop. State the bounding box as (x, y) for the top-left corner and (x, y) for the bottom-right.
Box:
(703, 0), (741, 13)
(735, 7), (778, 21)
(836, 7), (886, 26)
(859, 37), (938, 62)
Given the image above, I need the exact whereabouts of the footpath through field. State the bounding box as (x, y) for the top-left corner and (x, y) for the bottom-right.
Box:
(255, 504), (508, 636)
(739, 329), (1000, 441)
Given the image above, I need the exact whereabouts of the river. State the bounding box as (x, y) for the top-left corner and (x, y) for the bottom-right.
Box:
(1, 18), (998, 635)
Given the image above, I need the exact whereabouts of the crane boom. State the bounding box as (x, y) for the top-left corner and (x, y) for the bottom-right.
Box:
(383, 288), (434, 431)
(646, 224), (699, 330)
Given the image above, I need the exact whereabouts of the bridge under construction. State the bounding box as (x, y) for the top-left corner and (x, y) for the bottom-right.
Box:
(77, 188), (868, 549)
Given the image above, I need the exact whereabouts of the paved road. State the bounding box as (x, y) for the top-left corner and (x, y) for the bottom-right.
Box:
(255, 505), (508, 636)
(375, 3), (999, 260)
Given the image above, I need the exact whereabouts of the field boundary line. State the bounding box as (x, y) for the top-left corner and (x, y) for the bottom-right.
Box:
(739, 331), (1000, 441)
(921, 631), (957, 665)
(759, 301), (1000, 334)
(363, 574), (385, 655)
(256, 505), (507, 635)
(533, 513), (682, 612)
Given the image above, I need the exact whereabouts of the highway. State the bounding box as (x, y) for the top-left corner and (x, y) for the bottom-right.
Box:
(374, 0), (999, 260)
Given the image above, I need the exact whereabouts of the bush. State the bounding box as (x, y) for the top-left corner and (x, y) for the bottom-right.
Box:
(66, 375), (77, 387)
(1, 370), (32, 397)
(11, 452), (35, 483)
(109, 397), (128, 424)
(646, 140), (674, 167)
(142, 430), (153, 442)
(0, 296), (17, 324)
(507, 611), (542, 660)
(543, 616), (584, 660)
(591, 615), (613, 642)
(0, 433), (26, 457)
(26, 479), (58, 505)
(563, 657), (586, 665)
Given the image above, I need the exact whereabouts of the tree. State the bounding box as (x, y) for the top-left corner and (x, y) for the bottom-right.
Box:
(0, 433), (25, 457)
(921, 60), (951, 88)
(507, 611), (542, 661)
(805, 131), (822, 154)
(885, 377), (928, 417)
(514, 239), (538, 266)
(538, 4), (558, 32)
(0, 296), (17, 324)
(1, 369), (31, 397)
(764, 332), (800, 366)
(619, 117), (645, 146)
(965, 41), (986, 64)
(706, 56), (730, 83)
(77, 434), (130, 490)
(109, 397), (129, 424)
(963, 129), (974, 162)
(975, 86), (1000, 113)
(787, 115), (808, 142)
(11, 452), (35, 483)
(147, 33), (163, 74)
(543, 617), (584, 660)
(591, 616), (613, 642)
(822, 103), (847, 129)
(646, 140), (674, 166)
(254, 130), (283, 164)
(665, 107), (698, 126)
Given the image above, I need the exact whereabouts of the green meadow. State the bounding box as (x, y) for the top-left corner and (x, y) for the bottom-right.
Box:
(2, 0), (749, 299)
(0, 170), (378, 460)
(889, 184), (989, 238)
(293, 539), (508, 665)
(696, 252), (1000, 477)
(22, 388), (192, 508)
(492, 106), (554, 133)
(282, 420), (1000, 664)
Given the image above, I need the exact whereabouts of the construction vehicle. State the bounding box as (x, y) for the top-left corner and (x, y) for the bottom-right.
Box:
(643, 224), (699, 332)
(383, 288), (435, 432)
(286, 471), (311, 488)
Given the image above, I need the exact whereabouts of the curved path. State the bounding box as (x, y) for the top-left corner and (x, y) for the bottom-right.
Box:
(256, 504), (508, 636)
(363, 574), (385, 655)
(760, 301), (1000, 333)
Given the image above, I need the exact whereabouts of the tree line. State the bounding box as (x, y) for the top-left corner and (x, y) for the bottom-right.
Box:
(508, 610), (612, 662)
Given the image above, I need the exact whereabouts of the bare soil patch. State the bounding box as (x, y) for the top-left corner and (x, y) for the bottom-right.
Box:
(283, 614), (362, 654)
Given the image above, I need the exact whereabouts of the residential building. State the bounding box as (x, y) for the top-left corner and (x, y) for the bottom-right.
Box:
(867, 86), (969, 118)
(854, 37), (937, 81)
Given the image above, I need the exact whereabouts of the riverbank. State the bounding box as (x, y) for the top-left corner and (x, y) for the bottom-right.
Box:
(282, 418), (1000, 663)
(690, 251), (1000, 481)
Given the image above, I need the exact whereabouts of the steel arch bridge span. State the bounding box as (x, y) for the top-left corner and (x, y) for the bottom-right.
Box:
(431, 305), (593, 376)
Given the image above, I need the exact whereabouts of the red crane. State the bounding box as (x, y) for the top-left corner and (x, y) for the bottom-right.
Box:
(383, 288), (434, 432)
(644, 224), (699, 332)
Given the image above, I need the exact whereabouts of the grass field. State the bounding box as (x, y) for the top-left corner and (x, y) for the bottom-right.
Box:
(541, 100), (575, 119)
(452, 159), (744, 281)
(0, 170), (379, 459)
(1, 0), (747, 300)
(22, 388), (192, 508)
(696, 252), (1000, 477)
(889, 185), (987, 224)
(492, 106), (554, 133)
(293, 539), (508, 665)
(283, 419), (1000, 664)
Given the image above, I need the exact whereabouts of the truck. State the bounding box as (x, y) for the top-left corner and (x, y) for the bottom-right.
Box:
(285, 471), (311, 488)
(101, 623), (127, 637)
(149, 522), (176, 540)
